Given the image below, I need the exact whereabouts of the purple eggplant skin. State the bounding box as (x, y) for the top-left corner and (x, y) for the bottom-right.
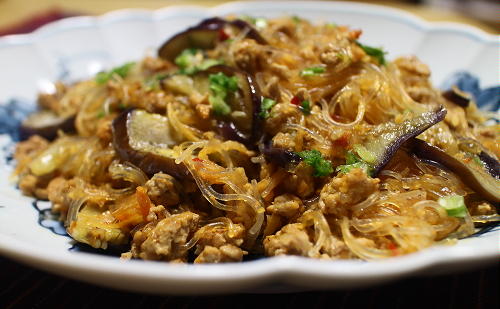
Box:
(368, 106), (447, 175)
(442, 86), (471, 108)
(203, 65), (264, 146)
(478, 151), (500, 179)
(111, 108), (190, 180)
(411, 138), (500, 203)
(260, 141), (303, 170)
(158, 17), (266, 62)
(19, 110), (75, 141)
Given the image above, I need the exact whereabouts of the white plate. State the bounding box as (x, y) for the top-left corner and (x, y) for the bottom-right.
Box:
(0, 1), (498, 295)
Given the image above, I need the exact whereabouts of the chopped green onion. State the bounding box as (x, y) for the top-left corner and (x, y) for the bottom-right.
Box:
(259, 97), (277, 119)
(356, 41), (386, 65)
(353, 144), (376, 164)
(175, 48), (221, 75)
(300, 66), (326, 77)
(97, 110), (105, 119)
(297, 149), (333, 177)
(336, 150), (373, 176)
(438, 195), (467, 218)
(300, 100), (311, 115)
(473, 155), (485, 168)
(95, 62), (135, 84)
(209, 72), (239, 116)
(292, 16), (301, 24)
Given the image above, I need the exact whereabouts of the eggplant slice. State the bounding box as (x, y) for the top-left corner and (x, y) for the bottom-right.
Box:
(161, 65), (263, 146)
(362, 105), (447, 175)
(260, 140), (303, 171)
(20, 110), (75, 141)
(158, 17), (266, 62)
(411, 138), (500, 203)
(112, 108), (190, 179)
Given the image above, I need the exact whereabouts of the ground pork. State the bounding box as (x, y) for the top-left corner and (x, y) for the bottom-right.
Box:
(265, 102), (302, 136)
(14, 135), (49, 164)
(194, 244), (244, 263)
(319, 168), (379, 217)
(267, 194), (303, 218)
(144, 173), (181, 207)
(264, 223), (313, 257)
(127, 211), (199, 261)
(47, 177), (111, 218)
(281, 163), (316, 199)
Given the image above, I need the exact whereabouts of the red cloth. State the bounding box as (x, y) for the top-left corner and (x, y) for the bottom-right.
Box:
(0, 8), (78, 37)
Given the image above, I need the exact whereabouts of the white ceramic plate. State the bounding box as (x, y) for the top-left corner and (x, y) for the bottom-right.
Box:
(0, 1), (498, 295)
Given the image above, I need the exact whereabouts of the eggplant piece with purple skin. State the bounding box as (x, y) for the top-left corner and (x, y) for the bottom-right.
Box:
(411, 138), (500, 203)
(260, 140), (303, 171)
(161, 64), (263, 146)
(359, 105), (447, 175)
(442, 86), (472, 108)
(20, 110), (75, 141)
(158, 17), (266, 62)
(112, 108), (190, 179)
(206, 65), (263, 146)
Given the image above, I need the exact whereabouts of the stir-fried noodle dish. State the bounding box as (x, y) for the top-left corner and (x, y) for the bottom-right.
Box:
(14, 17), (499, 263)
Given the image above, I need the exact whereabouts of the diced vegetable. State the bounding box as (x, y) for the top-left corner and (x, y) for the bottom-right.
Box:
(20, 110), (75, 141)
(261, 141), (303, 170)
(356, 42), (386, 65)
(360, 106), (446, 175)
(297, 149), (333, 177)
(300, 66), (326, 77)
(95, 62), (135, 84)
(336, 151), (373, 176)
(438, 195), (467, 218)
(158, 17), (266, 62)
(174, 48), (221, 75)
(411, 138), (500, 203)
(442, 85), (472, 108)
(300, 100), (311, 115)
(259, 97), (277, 119)
(112, 109), (190, 179)
(209, 72), (239, 116)
(353, 144), (376, 164)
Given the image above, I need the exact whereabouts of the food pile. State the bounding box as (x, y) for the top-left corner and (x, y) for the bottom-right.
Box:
(14, 16), (499, 263)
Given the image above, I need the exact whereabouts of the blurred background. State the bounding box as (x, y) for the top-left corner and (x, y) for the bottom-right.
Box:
(0, 0), (498, 36)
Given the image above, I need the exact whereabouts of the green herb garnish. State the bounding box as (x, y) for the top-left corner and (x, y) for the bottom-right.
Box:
(292, 16), (301, 24)
(209, 72), (239, 116)
(297, 149), (333, 177)
(300, 100), (311, 115)
(95, 62), (135, 84)
(356, 41), (386, 65)
(175, 48), (221, 75)
(336, 151), (373, 176)
(300, 66), (326, 77)
(438, 195), (467, 218)
(259, 97), (277, 119)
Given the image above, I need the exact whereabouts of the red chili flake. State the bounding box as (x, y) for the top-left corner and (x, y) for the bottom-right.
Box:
(387, 242), (398, 256)
(334, 133), (350, 148)
(218, 29), (230, 41)
(291, 95), (300, 105)
(192, 157), (203, 162)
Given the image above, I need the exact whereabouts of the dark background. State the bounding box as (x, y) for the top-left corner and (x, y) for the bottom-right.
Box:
(1, 256), (498, 309)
